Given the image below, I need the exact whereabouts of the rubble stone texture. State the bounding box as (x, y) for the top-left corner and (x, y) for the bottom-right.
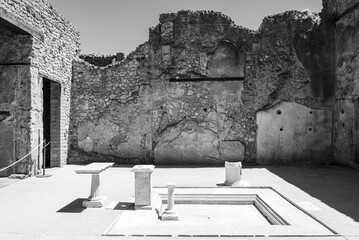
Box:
(2, 0), (359, 171)
(70, 10), (335, 165)
(79, 53), (125, 67)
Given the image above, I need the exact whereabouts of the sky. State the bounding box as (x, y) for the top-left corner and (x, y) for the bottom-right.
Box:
(47, 0), (323, 55)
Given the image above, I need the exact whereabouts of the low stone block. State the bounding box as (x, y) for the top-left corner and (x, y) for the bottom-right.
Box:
(224, 161), (242, 186)
(161, 210), (179, 221)
(82, 197), (106, 208)
(131, 165), (155, 210)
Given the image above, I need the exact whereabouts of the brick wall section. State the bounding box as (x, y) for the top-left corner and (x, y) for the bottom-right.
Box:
(0, 0), (80, 173)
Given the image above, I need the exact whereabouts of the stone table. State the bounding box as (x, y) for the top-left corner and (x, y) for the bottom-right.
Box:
(75, 162), (114, 208)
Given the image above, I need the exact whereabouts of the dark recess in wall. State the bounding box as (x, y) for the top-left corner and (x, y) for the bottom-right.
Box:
(43, 78), (51, 168)
(294, 22), (336, 99)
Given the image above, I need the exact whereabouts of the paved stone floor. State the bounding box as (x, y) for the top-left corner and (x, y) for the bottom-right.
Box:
(0, 164), (358, 240)
(0, 176), (21, 188)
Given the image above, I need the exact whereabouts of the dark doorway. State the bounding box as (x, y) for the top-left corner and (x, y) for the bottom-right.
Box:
(42, 78), (61, 168)
(43, 78), (51, 167)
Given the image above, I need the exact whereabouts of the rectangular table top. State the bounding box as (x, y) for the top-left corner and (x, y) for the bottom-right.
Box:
(131, 165), (155, 173)
(75, 162), (114, 174)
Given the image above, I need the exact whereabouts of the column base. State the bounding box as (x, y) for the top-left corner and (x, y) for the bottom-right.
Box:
(134, 204), (153, 210)
(224, 180), (242, 186)
(161, 209), (179, 221)
(82, 196), (106, 208)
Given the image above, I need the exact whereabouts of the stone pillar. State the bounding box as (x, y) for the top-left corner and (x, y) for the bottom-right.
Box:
(166, 183), (175, 211)
(82, 172), (104, 208)
(89, 173), (101, 200)
(162, 183), (178, 221)
(131, 165), (155, 210)
(224, 161), (242, 186)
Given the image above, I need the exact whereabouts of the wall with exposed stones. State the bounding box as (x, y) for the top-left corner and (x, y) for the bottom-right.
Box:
(323, 0), (359, 17)
(0, 24), (32, 64)
(323, 0), (359, 167)
(3, 0), (359, 170)
(0, 0), (80, 175)
(0, 64), (32, 176)
(0, 23), (33, 176)
(70, 10), (334, 165)
(79, 53), (125, 67)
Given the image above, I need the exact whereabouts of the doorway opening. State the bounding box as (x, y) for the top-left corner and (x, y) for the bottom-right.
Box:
(43, 78), (61, 167)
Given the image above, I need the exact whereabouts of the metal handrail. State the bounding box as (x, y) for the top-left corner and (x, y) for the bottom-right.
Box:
(0, 140), (47, 173)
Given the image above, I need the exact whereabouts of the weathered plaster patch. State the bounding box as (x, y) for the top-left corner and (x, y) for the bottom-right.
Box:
(256, 102), (332, 164)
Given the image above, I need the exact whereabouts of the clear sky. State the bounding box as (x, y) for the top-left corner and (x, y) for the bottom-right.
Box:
(47, 0), (323, 55)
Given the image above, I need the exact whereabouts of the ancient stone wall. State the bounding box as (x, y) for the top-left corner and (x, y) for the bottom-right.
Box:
(324, 1), (359, 167)
(80, 53), (125, 67)
(323, 0), (359, 17)
(0, 64), (32, 176)
(257, 102), (332, 164)
(70, 10), (334, 165)
(0, 24), (32, 64)
(0, 0), (80, 175)
(3, 0), (358, 169)
(0, 23), (33, 176)
(252, 11), (334, 164)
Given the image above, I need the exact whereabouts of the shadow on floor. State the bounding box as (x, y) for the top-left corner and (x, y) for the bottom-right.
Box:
(113, 202), (134, 210)
(262, 165), (359, 222)
(57, 198), (87, 213)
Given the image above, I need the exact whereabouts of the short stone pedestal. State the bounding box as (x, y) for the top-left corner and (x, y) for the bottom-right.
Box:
(224, 161), (242, 186)
(75, 162), (114, 208)
(161, 183), (179, 221)
(131, 165), (155, 210)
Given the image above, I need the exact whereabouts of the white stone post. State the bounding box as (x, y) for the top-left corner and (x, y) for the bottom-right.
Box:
(224, 161), (242, 186)
(162, 183), (178, 221)
(131, 165), (155, 210)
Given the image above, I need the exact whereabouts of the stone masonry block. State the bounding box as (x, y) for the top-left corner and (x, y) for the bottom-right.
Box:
(161, 22), (174, 44)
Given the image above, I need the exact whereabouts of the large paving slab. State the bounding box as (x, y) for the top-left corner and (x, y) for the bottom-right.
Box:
(104, 187), (336, 237)
(0, 165), (358, 240)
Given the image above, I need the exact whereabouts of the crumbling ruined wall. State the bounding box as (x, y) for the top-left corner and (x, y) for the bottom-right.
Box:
(70, 10), (334, 165)
(0, 23), (33, 176)
(323, 0), (359, 17)
(70, 44), (150, 164)
(79, 53), (125, 67)
(0, 0), (80, 175)
(253, 11), (334, 164)
(323, 0), (359, 167)
(257, 102), (332, 164)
